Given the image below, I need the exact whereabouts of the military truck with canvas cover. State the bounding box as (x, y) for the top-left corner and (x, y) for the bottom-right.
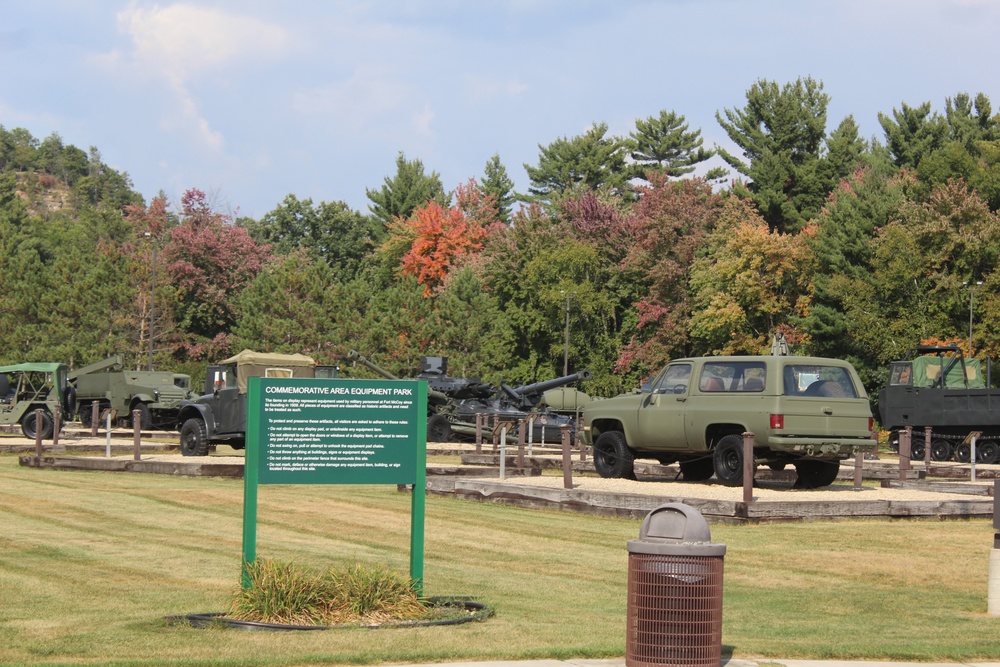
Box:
(175, 350), (332, 456)
(0, 362), (75, 439)
(68, 355), (194, 429)
(878, 345), (1000, 463)
(582, 355), (875, 488)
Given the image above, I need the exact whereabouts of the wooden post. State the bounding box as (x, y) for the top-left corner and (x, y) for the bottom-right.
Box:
(741, 431), (754, 504)
(898, 426), (912, 481)
(132, 409), (142, 461)
(561, 423), (573, 489)
(34, 410), (43, 460)
(90, 401), (99, 437)
(516, 418), (525, 469)
(491, 414), (499, 452)
(853, 448), (863, 490)
(475, 413), (482, 454)
(924, 426), (932, 467)
(52, 405), (61, 450)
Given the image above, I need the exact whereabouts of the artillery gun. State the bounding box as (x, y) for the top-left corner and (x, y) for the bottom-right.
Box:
(346, 351), (584, 443)
(500, 370), (593, 414)
(345, 350), (462, 442)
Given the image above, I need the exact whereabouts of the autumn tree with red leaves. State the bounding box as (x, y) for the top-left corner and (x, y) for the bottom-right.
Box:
(163, 189), (271, 360)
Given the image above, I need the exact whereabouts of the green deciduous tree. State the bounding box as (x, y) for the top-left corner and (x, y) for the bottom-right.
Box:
(689, 197), (814, 355)
(246, 194), (382, 280)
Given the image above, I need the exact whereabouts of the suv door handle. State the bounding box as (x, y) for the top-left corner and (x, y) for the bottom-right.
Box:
(823, 407), (833, 415)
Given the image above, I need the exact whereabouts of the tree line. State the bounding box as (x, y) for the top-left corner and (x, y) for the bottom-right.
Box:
(2, 76), (999, 403)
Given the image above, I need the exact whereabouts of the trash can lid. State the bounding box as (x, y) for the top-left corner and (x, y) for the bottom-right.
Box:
(627, 503), (726, 557)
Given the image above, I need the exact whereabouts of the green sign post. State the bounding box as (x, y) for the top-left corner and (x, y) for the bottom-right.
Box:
(241, 377), (428, 591)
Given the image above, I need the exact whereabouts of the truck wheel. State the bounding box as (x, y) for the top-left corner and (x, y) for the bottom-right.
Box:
(976, 440), (999, 465)
(793, 460), (840, 488)
(712, 435), (748, 486)
(953, 443), (971, 463)
(427, 414), (452, 442)
(679, 457), (714, 481)
(21, 409), (53, 440)
(79, 401), (93, 427)
(180, 418), (210, 457)
(132, 403), (152, 430)
(593, 431), (635, 479)
(930, 439), (952, 461)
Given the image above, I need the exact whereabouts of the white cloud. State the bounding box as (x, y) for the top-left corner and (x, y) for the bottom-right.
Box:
(116, 2), (288, 78)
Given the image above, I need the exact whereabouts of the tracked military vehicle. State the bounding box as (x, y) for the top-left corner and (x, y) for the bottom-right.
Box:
(878, 345), (1000, 463)
(69, 355), (194, 429)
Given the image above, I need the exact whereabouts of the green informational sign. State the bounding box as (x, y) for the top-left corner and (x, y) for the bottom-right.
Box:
(252, 378), (423, 484)
(242, 377), (428, 591)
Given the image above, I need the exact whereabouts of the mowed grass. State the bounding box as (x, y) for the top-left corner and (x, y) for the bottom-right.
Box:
(0, 453), (998, 666)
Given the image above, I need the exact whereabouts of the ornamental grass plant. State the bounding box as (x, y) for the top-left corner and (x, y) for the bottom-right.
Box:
(228, 559), (428, 626)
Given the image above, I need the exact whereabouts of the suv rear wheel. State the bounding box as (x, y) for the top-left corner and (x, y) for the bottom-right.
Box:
(713, 434), (751, 486)
(593, 431), (635, 479)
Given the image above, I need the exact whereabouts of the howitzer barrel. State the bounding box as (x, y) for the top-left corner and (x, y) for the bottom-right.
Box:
(510, 370), (592, 397)
(346, 350), (399, 380)
(346, 350), (451, 405)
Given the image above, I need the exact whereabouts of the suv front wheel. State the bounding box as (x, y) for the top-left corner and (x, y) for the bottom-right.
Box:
(593, 431), (635, 479)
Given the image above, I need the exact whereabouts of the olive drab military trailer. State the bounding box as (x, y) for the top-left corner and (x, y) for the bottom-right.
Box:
(0, 362), (75, 439)
(68, 355), (194, 429)
(174, 350), (337, 456)
(878, 345), (1000, 463)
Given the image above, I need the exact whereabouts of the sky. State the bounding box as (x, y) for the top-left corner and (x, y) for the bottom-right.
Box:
(2, 0), (999, 220)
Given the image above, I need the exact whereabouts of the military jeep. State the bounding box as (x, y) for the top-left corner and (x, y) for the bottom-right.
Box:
(0, 362), (75, 439)
(582, 355), (875, 488)
(175, 350), (334, 456)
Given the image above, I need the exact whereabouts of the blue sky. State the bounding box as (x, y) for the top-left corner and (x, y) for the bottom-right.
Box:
(2, 0), (999, 219)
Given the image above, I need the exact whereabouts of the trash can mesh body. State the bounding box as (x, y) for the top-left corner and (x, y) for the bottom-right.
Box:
(626, 552), (724, 667)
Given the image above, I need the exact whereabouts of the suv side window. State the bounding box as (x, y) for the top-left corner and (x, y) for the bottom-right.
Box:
(699, 362), (767, 392)
(784, 364), (859, 398)
(651, 363), (691, 394)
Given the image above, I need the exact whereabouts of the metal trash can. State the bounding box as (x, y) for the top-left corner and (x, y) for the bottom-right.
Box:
(626, 503), (726, 667)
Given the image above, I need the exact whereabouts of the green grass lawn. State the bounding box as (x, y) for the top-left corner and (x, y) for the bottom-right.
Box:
(0, 453), (998, 666)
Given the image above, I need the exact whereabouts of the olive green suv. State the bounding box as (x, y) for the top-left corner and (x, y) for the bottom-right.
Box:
(581, 355), (875, 488)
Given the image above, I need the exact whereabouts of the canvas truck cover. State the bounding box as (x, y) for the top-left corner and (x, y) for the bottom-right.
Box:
(219, 350), (316, 393)
(911, 355), (985, 388)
